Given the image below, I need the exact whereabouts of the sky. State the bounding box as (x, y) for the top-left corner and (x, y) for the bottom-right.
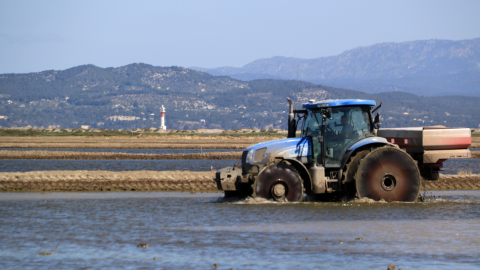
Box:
(0, 0), (479, 74)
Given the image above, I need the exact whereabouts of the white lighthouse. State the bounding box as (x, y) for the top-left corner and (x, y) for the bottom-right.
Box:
(160, 105), (166, 130)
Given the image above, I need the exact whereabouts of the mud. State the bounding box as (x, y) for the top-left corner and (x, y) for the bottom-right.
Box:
(472, 137), (480, 148)
(1, 170), (479, 192)
(472, 151), (480, 158)
(0, 136), (276, 149)
(423, 174), (480, 190)
(0, 150), (241, 160)
(0, 170), (219, 192)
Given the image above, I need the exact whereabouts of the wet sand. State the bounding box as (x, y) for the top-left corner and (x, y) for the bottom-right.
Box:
(0, 150), (242, 160)
(1, 170), (479, 192)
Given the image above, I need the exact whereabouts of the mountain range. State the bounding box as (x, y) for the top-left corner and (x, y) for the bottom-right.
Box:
(192, 38), (480, 97)
(1, 63), (480, 130)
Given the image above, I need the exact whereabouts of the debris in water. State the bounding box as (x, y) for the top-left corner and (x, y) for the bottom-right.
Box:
(388, 264), (395, 270)
(153, 257), (157, 260)
(339, 240), (344, 244)
(355, 237), (363, 240)
(39, 251), (54, 255)
(137, 242), (148, 248)
(212, 263), (219, 268)
(303, 237), (309, 240)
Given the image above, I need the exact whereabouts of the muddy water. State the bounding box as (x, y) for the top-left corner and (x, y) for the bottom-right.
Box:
(0, 191), (479, 269)
(0, 159), (236, 172)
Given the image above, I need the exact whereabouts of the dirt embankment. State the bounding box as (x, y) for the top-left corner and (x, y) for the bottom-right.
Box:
(471, 137), (480, 148)
(1, 170), (480, 192)
(0, 170), (219, 192)
(0, 136), (275, 149)
(423, 174), (480, 190)
(0, 150), (242, 160)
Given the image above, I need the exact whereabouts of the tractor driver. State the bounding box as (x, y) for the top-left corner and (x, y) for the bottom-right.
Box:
(340, 114), (353, 138)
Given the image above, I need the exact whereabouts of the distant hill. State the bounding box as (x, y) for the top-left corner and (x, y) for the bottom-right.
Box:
(1, 63), (479, 130)
(192, 38), (480, 97)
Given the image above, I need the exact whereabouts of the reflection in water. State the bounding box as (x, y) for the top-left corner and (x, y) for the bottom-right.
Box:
(0, 191), (479, 269)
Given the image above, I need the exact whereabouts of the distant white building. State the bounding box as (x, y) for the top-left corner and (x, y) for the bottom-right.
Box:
(107, 116), (140, 121)
(160, 105), (166, 130)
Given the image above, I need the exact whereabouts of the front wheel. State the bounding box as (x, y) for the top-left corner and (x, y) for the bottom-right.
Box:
(254, 164), (304, 202)
(355, 147), (421, 202)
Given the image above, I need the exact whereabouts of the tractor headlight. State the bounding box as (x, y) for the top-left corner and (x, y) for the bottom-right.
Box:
(245, 149), (254, 164)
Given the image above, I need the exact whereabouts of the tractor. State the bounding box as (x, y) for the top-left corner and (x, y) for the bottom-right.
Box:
(215, 98), (471, 202)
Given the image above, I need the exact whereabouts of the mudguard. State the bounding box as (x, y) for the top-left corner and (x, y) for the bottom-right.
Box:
(279, 158), (312, 192)
(340, 137), (394, 169)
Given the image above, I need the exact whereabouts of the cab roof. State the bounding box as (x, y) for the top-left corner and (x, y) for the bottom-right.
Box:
(302, 99), (376, 109)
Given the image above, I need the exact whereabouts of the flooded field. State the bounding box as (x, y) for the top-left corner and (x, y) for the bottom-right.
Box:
(1, 191), (479, 269)
(0, 159), (235, 172)
(1, 158), (478, 175)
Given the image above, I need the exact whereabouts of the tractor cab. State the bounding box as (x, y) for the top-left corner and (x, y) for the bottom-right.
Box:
(295, 99), (381, 168)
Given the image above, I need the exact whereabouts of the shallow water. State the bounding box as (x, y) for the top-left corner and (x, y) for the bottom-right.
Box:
(1, 158), (478, 174)
(0, 159), (236, 172)
(0, 191), (479, 269)
(442, 159), (480, 174)
(0, 148), (241, 154)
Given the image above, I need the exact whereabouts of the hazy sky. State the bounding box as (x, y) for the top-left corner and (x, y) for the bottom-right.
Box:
(1, 0), (479, 74)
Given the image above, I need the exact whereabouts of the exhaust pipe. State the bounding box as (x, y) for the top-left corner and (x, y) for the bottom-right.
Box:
(287, 97), (296, 138)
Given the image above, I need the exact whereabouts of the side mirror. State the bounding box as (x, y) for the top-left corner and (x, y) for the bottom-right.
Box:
(324, 108), (332, 119)
(374, 113), (382, 128)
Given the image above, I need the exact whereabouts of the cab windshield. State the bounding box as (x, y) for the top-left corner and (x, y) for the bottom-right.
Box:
(302, 106), (373, 167)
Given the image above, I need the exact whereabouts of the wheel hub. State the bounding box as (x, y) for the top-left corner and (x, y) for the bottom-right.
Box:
(273, 183), (286, 197)
(255, 166), (304, 202)
(381, 174), (396, 191)
(271, 181), (287, 201)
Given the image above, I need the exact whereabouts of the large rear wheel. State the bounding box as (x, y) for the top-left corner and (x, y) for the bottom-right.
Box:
(254, 164), (304, 202)
(355, 147), (421, 202)
(343, 149), (370, 198)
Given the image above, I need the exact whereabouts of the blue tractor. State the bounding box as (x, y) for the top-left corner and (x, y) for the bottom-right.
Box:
(215, 98), (422, 202)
